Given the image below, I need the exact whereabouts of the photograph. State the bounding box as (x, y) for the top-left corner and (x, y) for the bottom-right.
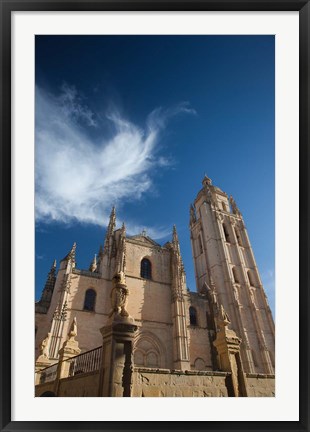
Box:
(34, 35), (275, 398)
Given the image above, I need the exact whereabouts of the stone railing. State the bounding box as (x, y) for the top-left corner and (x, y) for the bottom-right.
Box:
(37, 346), (102, 384)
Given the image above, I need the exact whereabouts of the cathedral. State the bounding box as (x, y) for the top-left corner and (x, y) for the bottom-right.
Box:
(35, 176), (275, 397)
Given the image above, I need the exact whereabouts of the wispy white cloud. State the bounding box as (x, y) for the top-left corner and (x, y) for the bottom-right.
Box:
(58, 83), (97, 127)
(35, 84), (195, 238)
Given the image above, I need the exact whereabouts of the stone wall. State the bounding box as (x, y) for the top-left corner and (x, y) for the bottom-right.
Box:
(35, 381), (55, 397)
(35, 367), (275, 397)
(132, 368), (229, 397)
(245, 374), (275, 397)
(58, 371), (100, 397)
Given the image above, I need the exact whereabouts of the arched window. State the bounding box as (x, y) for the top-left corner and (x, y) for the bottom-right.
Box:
(247, 270), (255, 287)
(189, 306), (198, 326)
(232, 267), (239, 284)
(235, 227), (243, 246)
(223, 224), (230, 242)
(141, 258), (152, 279)
(83, 289), (96, 311)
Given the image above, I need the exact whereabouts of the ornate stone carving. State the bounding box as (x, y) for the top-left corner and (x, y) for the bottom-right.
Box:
(89, 254), (97, 272)
(40, 333), (51, 358)
(58, 317), (81, 359)
(233, 286), (240, 305)
(109, 271), (130, 318)
(68, 317), (78, 340)
(229, 195), (241, 216)
(215, 212), (224, 222)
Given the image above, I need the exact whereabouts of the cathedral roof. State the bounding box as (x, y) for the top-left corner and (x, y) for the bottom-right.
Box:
(127, 234), (161, 248)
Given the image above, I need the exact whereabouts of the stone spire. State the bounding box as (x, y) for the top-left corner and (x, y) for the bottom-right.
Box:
(172, 225), (184, 270)
(61, 242), (76, 264)
(35, 260), (57, 313)
(89, 254), (97, 272)
(172, 225), (180, 251)
(115, 222), (126, 274)
(170, 224), (190, 370)
(104, 206), (116, 254)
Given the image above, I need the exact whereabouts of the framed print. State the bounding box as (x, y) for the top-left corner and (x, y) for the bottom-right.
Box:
(1, 1), (309, 431)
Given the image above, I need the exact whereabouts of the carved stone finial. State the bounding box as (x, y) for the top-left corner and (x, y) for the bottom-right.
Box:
(172, 224), (179, 244)
(62, 242), (76, 263)
(39, 333), (51, 358)
(229, 195), (241, 216)
(202, 174), (212, 187)
(218, 304), (231, 327)
(109, 206), (116, 229)
(103, 207), (116, 254)
(59, 317), (81, 358)
(68, 317), (78, 340)
(89, 254), (97, 272)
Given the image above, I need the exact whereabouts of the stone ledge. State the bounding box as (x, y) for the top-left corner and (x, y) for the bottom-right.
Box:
(246, 373), (275, 379)
(72, 269), (101, 278)
(134, 367), (230, 377)
(59, 370), (100, 382)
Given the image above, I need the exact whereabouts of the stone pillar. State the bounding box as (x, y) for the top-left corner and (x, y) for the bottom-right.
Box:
(98, 316), (137, 397)
(213, 305), (244, 397)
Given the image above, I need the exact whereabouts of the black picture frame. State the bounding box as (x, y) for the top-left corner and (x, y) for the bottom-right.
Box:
(1, 1), (309, 431)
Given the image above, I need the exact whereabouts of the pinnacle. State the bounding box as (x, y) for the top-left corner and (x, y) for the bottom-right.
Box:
(61, 242), (77, 262)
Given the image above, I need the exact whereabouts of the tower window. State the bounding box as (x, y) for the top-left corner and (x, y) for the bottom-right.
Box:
(235, 228), (243, 246)
(141, 258), (152, 280)
(232, 267), (240, 284)
(83, 289), (96, 311)
(247, 270), (255, 287)
(189, 306), (198, 326)
(223, 224), (230, 242)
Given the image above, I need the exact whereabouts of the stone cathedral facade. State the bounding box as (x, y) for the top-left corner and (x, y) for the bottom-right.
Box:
(35, 176), (275, 397)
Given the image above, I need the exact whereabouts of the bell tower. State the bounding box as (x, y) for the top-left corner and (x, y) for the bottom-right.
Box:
(190, 175), (275, 374)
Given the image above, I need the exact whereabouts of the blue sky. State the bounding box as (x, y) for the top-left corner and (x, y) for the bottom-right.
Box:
(35, 35), (275, 315)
